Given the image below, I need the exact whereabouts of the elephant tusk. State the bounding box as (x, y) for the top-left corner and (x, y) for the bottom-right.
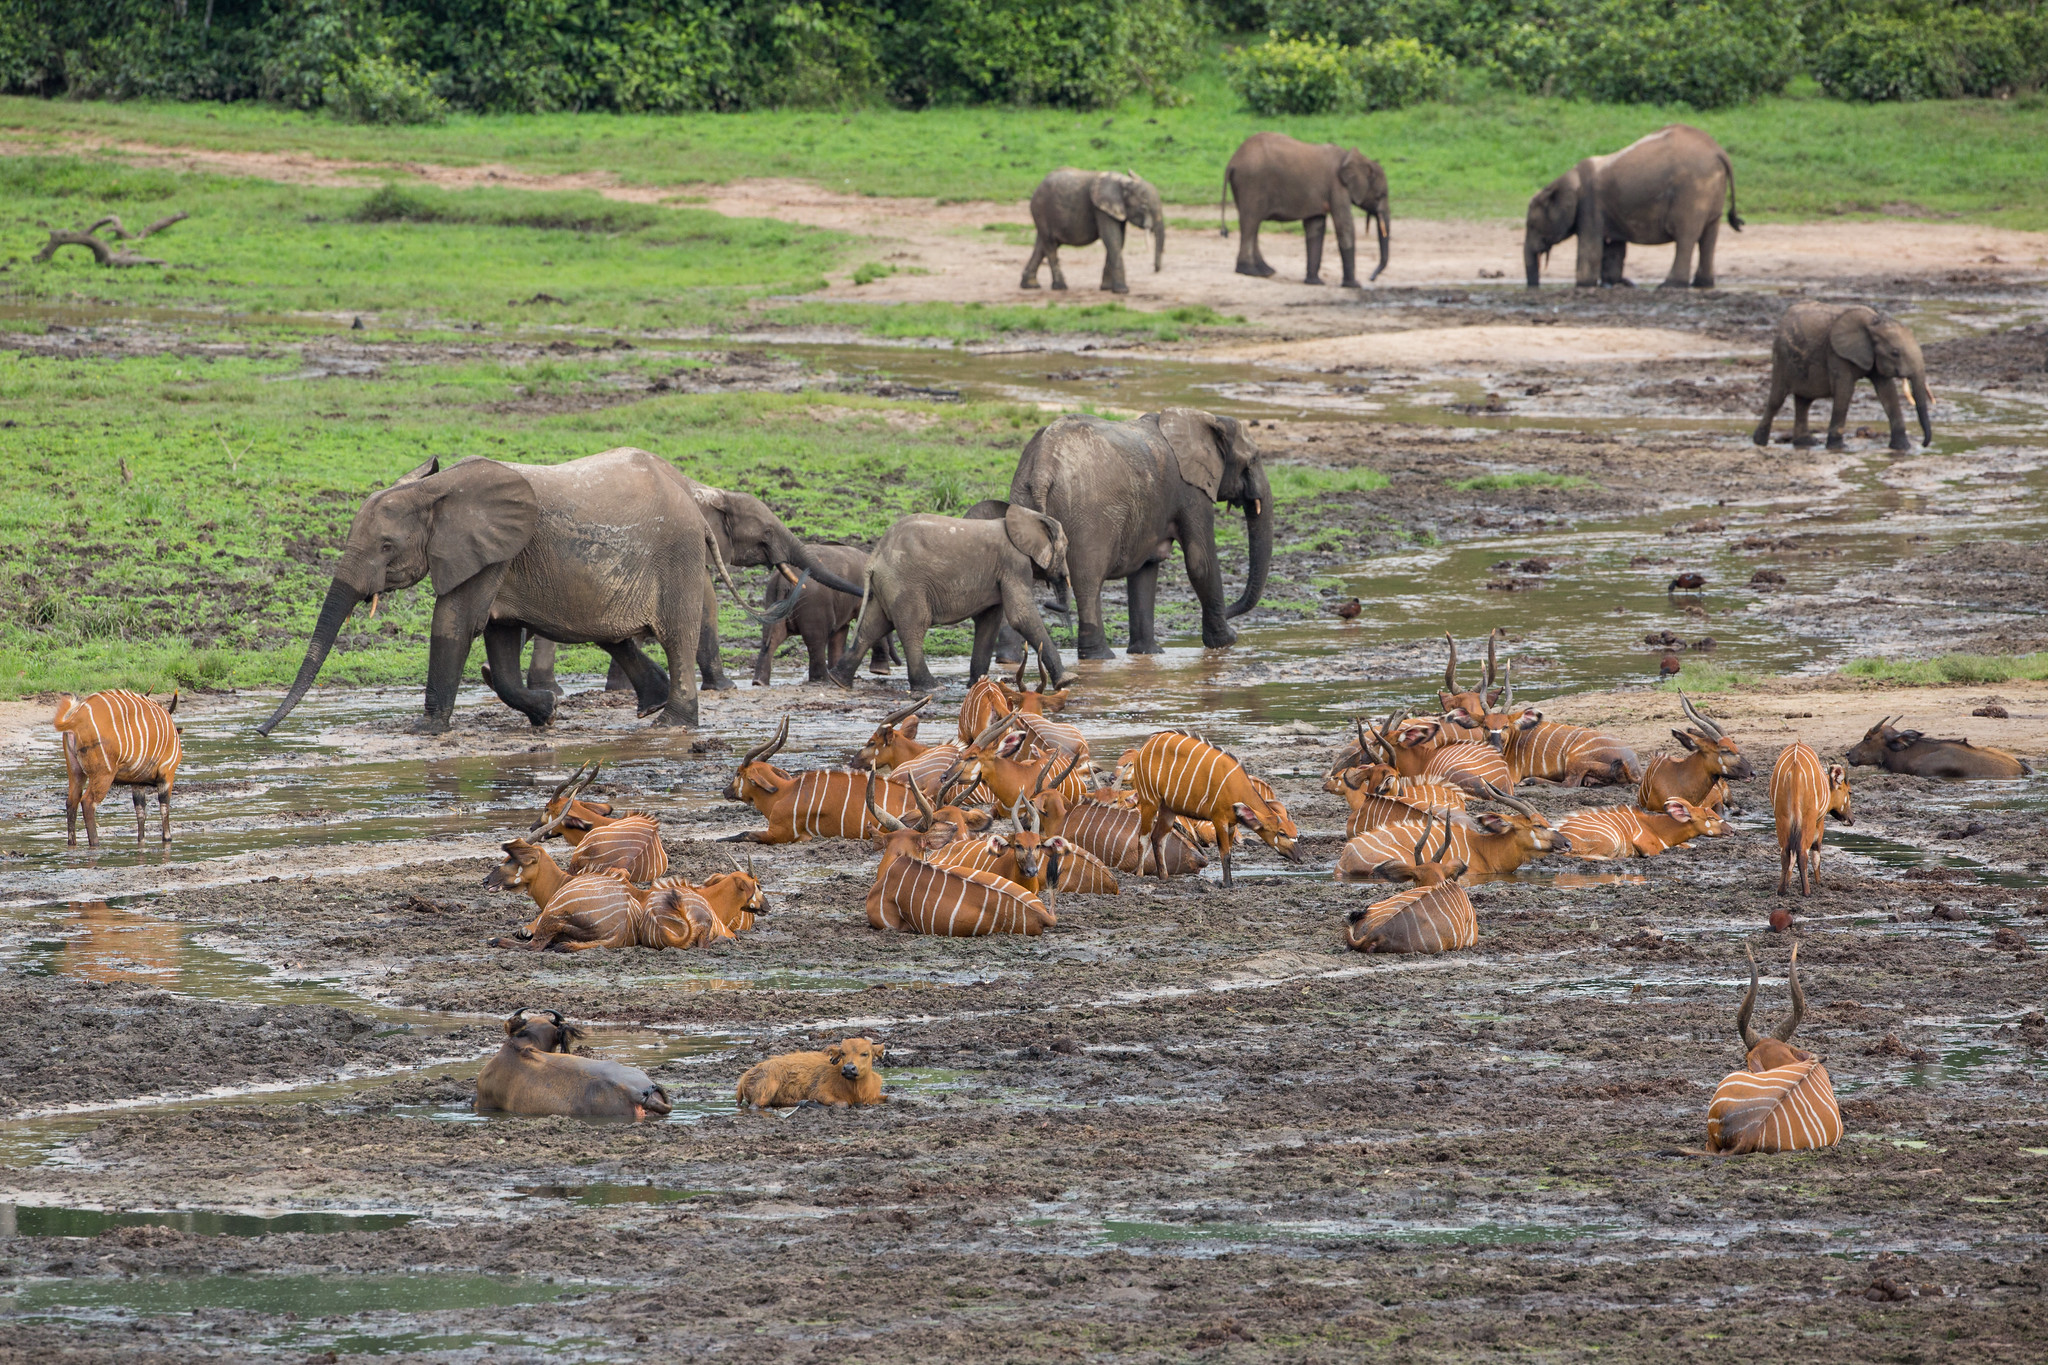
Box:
(1252, 498), (1261, 518)
(778, 563), (802, 585)
(366, 593), (379, 619)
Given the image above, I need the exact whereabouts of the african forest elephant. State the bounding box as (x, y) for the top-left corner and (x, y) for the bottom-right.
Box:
(524, 477), (864, 696)
(1754, 303), (1932, 452)
(1222, 133), (1388, 286)
(259, 448), (731, 735)
(1021, 168), (1165, 294)
(1524, 124), (1740, 289)
(752, 542), (899, 684)
(1004, 408), (1271, 659)
(826, 506), (1071, 694)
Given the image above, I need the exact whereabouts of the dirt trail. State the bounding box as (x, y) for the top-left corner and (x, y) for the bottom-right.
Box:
(11, 133), (2048, 335)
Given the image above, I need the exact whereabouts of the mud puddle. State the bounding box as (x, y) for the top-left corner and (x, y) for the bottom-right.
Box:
(0, 1202), (417, 1238)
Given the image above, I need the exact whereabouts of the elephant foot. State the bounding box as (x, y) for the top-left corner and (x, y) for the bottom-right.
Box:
(824, 666), (855, 691)
(1126, 640), (1164, 656)
(409, 714), (454, 735)
(1020, 279), (1040, 289)
(1106, 285), (1128, 295)
(1200, 625), (1239, 650)
(519, 696), (556, 728)
(1340, 279), (1361, 289)
(1050, 281), (1068, 292)
(1076, 642), (1117, 661)
(706, 673), (739, 693)
(1304, 275), (1324, 286)
(867, 660), (891, 675)
(1791, 436), (1820, 449)
(1888, 439), (1914, 453)
(1751, 432), (1770, 448)
(907, 673), (940, 694)
(1236, 263), (1276, 278)
(647, 701), (699, 728)
(1824, 437), (1847, 452)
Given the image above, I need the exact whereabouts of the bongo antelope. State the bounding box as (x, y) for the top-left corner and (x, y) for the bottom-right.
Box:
(1359, 715), (1516, 795)
(1335, 785), (1565, 883)
(1334, 808), (1467, 884)
(1557, 798), (1729, 860)
(939, 715), (1090, 809)
(1770, 741), (1852, 897)
(723, 717), (919, 842)
(1326, 765), (1460, 839)
(528, 764), (667, 883)
(1344, 879), (1477, 954)
(1638, 693), (1752, 811)
(1438, 628), (1508, 722)
(1131, 729), (1300, 887)
(864, 778), (1055, 936)
(1484, 708), (1642, 787)
(52, 690), (182, 847)
(1705, 945), (1842, 1155)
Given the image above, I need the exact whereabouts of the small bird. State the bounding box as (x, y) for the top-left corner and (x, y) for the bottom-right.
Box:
(1668, 572), (1706, 591)
(1330, 597), (1361, 620)
(1658, 653), (1683, 677)
(1643, 629), (1680, 647)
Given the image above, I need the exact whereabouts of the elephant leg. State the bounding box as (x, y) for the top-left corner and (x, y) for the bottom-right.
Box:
(1047, 245), (1068, 292)
(483, 621), (556, 726)
(751, 618), (786, 686)
(896, 613), (938, 694)
(867, 629), (892, 674)
(1601, 239), (1629, 286)
(1126, 560), (1163, 654)
(999, 582), (1065, 687)
(601, 640), (670, 716)
(1753, 375), (1790, 447)
(1661, 231), (1697, 288)
(804, 622), (832, 683)
(1074, 573), (1114, 661)
(1179, 516), (1236, 650)
(1021, 234), (1049, 289)
(1333, 205), (1359, 288)
(1874, 375), (1912, 452)
(1237, 215), (1275, 277)
(419, 576), (498, 732)
(829, 595), (896, 689)
(647, 593), (702, 727)
(1302, 215), (1327, 285)
(697, 577), (736, 692)
(604, 657), (632, 691)
(1692, 217), (1720, 288)
(1825, 369), (1857, 451)
(991, 621), (1027, 666)
(524, 634), (565, 696)
(1097, 213), (1128, 294)
(1791, 397), (1818, 448)
(968, 607), (1003, 683)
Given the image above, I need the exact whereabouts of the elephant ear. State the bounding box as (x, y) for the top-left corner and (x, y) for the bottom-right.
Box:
(423, 459), (540, 595)
(1158, 408), (1223, 499)
(396, 455), (441, 484)
(1004, 504), (1062, 573)
(1829, 309), (1877, 371)
(962, 498), (1009, 521)
(1089, 174), (1130, 223)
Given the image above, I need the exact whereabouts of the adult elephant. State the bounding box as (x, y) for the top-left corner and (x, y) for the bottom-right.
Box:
(751, 542), (899, 685)
(825, 506), (1071, 694)
(1753, 302), (1932, 452)
(525, 476), (865, 694)
(1221, 133), (1389, 287)
(1004, 407), (1271, 659)
(1020, 168), (1165, 294)
(1524, 125), (1740, 289)
(258, 448), (735, 735)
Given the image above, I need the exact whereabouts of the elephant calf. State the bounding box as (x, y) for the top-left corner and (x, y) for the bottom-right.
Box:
(826, 505), (1071, 694)
(1753, 302), (1932, 452)
(1021, 168), (1164, 294)
(751, 542), (898, 685)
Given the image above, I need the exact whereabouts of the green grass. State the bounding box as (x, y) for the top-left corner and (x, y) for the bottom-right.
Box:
(5, 63), (2048, 226)
(0, 344), (1064, 698)
(1840, 652), (2048, 686)
(1654, 661), (1764, 693)
(1449, 472), (1592, 492)
(1266, 465), (1392, 501)
(761, 300), (1241, 341)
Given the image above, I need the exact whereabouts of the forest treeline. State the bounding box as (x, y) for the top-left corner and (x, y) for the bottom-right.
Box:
(1, 0), (2042, 122)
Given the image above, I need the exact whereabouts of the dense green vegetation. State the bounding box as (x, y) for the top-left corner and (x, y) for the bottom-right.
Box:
(1841, 652), (2048, 685)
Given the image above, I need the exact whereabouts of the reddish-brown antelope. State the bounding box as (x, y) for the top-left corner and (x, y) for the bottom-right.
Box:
(528, 764), (668, 883)
(1053, 793), (1208, 876)
(1335, 785), (1566, 883)
(52, 690), (182, 847)
(1438, 628), (1509, 721)
(1638, 694), (1753, 811)
(1345, 878), (1477, 954)
(1131, 729), (1300, 887)
(1557, 798), (1729, 860)
(927, 797), (1120, 900)
(1481, 707), (1642, 787)
(724, 717), (920, 843)
(1371, 715), (1517, 794)
(487, 857), (732, 952)
(864, 778), (1055, 936)
(1770, 741), (1852, 896)
(1326, 765), (1461, 839)
(940, 715), (1090, 808)
(1705, 945), (1842, 1155)
(1335, 808), (1467, 883)
(655, 859), (769, 933)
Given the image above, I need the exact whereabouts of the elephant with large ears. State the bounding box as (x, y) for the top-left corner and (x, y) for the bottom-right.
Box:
(524, 476), (865, 695)
(258, 448), (741, 736)
(1020, 168), (1165, 294)
(825, 506), (1071, 694)
(1524, 125), (1740, 289)
(1753, 302), (1932, 453)
(1002, 408), (1271, 660)
(1221, 133), (1388, 287)
(752, 542), (899, 685)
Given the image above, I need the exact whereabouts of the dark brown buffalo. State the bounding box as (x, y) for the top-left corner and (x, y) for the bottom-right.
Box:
(1844, 717), (2030, 780)
(474, 1009), (672, 1120)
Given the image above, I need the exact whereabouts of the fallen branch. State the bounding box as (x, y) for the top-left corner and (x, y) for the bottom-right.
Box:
(34, 210), (185, 268)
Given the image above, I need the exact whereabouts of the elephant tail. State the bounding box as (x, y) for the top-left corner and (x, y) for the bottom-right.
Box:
(1722, 153), (1744, 232)
(1219, 168), (1231, 238)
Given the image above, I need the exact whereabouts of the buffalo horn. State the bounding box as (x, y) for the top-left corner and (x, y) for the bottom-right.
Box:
(1679, 692), (1724, 741)
(1737, 944), (1763, 1052)
(879, 694), (933, 729)
(1774, 943), (1807, 1043)
(865, 773), (907, 833)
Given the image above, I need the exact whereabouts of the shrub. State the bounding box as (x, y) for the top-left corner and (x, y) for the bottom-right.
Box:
(885, 0), (1202, 109)
(1814, 15), (1965, 100)
(322, 53), (447, 124)
(1564, 0), (1796, 107)
(1225, 32), (1452, 113)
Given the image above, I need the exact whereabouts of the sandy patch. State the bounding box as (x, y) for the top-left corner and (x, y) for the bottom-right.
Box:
(1206, 323), (1758, 370)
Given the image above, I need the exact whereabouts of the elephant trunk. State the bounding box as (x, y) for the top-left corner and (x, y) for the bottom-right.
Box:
(1370, 207), (1389, 282)
(1524, 236), (1543, 288)
(1910, 371), (1934, 446)
(1225, 469), (1273, 620)
(257, 578), (362, 735)
(1151, 216), (1165, 274)
(784, 541), (865, 598)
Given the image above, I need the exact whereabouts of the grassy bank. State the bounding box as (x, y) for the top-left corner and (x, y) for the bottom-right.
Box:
(5, 67), (2047, 227)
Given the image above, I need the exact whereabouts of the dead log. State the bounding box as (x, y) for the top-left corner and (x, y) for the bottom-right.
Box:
(33, 210), (184, 268)
(85, 211), (189, 242)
